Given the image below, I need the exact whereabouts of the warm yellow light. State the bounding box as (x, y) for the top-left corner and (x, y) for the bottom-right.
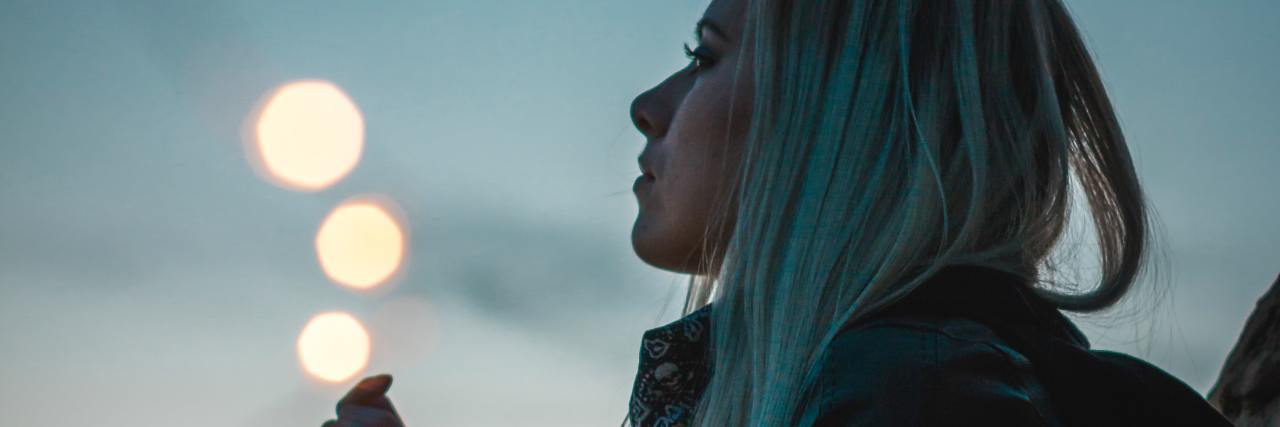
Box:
(252, 80), (364, 191)
(297, 312), (371, 383)
(315, 198), (406, 290)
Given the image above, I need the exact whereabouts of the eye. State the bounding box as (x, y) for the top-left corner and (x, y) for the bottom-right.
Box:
(683, 43), (716, 73)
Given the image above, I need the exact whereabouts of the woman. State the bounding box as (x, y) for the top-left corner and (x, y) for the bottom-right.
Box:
(324, 0), (1233, 425)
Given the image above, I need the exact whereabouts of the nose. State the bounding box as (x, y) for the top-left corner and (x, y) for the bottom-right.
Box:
(630, 70), (690, 140)
(629, 87), (658, 139)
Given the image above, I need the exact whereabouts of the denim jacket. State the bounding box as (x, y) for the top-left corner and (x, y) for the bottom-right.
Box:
(626, 265), (1231, 426)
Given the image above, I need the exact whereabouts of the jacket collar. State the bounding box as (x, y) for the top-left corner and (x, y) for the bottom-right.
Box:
(868, 263), (1091, 349)
(626, 263), (1087, 426)
(882, 265), (1232, 426)
(627, 303), (712, 426)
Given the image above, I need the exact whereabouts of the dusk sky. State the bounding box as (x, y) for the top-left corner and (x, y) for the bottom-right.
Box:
(0, 1), (1276, 426)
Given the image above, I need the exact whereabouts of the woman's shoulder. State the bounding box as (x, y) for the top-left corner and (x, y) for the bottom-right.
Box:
(810, 314), (1062, 426)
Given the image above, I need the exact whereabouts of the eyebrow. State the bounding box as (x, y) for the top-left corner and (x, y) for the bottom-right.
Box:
(695, 17), (729, 41)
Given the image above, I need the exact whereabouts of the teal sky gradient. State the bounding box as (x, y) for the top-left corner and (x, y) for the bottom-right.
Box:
(0, 1), (1276, 425)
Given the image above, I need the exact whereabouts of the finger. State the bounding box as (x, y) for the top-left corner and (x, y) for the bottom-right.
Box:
(346, 395), (399, 414)
(337, 388), (398, 415)
(336, 374), (393, 413)
(337, 404), (404, 426)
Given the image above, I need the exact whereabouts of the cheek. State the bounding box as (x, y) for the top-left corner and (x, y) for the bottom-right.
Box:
(662, 86), (732, 208)
(667, 65), (753, 173)
(669, 78), (737, 148)
(666, 74), (750, 192)
(657, 80), (746, 232)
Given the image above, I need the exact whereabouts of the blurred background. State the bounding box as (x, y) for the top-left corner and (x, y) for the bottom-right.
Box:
(0, 0), (1276, 426)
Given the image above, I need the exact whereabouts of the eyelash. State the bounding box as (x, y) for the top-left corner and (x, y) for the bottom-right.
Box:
(683, 42), (715, 73)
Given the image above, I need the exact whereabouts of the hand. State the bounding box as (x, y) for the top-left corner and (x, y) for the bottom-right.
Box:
(322, 374), (405, 427)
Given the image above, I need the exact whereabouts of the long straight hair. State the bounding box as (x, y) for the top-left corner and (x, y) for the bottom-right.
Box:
(674, 0), (1159, 425)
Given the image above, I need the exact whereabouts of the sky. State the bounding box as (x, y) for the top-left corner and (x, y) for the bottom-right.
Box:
(0, 0), (1276, 426)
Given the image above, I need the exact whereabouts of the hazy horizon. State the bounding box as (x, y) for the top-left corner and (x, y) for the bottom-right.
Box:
(0, 1), (1276, 425)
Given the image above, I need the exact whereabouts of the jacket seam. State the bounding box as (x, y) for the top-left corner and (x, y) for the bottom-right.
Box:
(977, 337), (1054, 426)
(848, 320), (1054, 426)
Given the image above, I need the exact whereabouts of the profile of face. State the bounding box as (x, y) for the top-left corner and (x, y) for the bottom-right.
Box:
(629, 0), (753, 275)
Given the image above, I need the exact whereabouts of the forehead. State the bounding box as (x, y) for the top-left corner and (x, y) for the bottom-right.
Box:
(703, 0), (747, 36)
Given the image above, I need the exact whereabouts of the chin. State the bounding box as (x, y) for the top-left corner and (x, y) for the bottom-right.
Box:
(631, 216), (702, 274)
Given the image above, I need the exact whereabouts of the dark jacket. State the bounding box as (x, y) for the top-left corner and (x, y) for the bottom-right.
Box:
(626, 264), (1232, 426)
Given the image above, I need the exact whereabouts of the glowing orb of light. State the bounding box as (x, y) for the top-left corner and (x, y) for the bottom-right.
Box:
(315, 198), (407, 290)
(297, 312), (371, 383)
(252, 80), (364, 191)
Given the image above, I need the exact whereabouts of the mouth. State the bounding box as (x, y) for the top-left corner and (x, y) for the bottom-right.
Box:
(633, 151), (655, 195)
(633, 173), (654, 193)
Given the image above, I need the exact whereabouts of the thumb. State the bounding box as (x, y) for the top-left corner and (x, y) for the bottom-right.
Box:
(337, 374), (393, 409)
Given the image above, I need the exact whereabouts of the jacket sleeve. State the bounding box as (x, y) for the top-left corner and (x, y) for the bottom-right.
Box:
(809, 319), (1056, 426)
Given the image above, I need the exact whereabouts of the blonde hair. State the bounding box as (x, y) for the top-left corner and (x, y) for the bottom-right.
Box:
(674, 0), (1160, 425)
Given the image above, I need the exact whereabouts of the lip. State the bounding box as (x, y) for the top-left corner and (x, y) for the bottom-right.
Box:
(633, 174), (654, 193)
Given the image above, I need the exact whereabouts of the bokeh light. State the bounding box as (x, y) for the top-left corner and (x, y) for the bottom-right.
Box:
(297, 312), (371, 383)
(315, 197), (407, 290)
(250, 80), (364, 191)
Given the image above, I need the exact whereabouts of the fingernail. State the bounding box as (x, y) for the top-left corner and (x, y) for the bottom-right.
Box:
(357, 374), (390, 390)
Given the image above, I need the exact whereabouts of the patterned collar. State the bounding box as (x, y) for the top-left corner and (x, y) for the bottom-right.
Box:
(627, 304), (712, 427)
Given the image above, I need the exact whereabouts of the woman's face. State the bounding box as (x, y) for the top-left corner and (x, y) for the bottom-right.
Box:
(629, 0), (752, 275)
